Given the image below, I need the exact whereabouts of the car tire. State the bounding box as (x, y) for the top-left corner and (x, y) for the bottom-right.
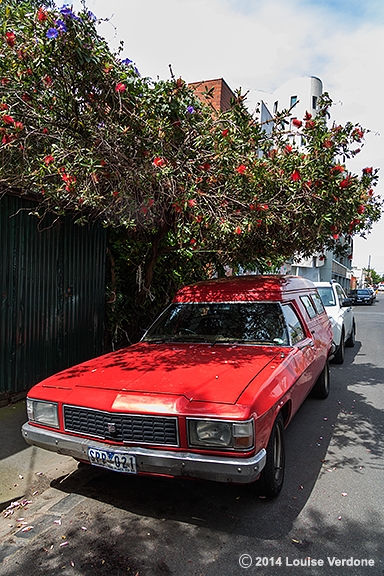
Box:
(311, 361), (330, 399)
(259, 413), (285, 498)
(346, 323), (356, 348)
(333, 331), (345, 364)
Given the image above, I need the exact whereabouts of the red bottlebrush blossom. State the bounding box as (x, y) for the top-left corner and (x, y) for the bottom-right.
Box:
(352, 128), (364, 141)
(0, 103), (8, 111)
(187, 199), (197, 207)
(2, 134), (12, 145)
(42, 127), (49, 134)
(201, 163), (211, 171)
(347, 254), (353, 260)
(340, 176), (352, 189)
(236, 164), (246, 174)
(332, 233), (339, 240)
(292, 118), (302, 128)
(368, 188), (374, 196)
(357, 205), (365, 214)
(5, 32), (16, 48)
(172, 203), (182, 213)
(323, 139), (333, 148)
(234, 226), (242, 235)
(257, 203), (269, 211)
(291, 169), (301, 182)
(304, 112), (312, 120)
(190, 238), (197, 245)
(3, 115), (15, 125)
(44, 155), (54, 165)
(115, 82), (126, 93)
(305, 120), (315, 129)
(221, 129), (229, 137)
(153, 156), (165, 167)
(43, 75), (52, 86)
(363, 166), (373, 175)
(113, 190), (119, 197)
(14, 121), (23, 130)
(331, 164), (344, 174)
(195, 215), (203, 223)
(37, 7), (48, 22)
(284, 145), (293, 153)
(21, 93), (32, 102)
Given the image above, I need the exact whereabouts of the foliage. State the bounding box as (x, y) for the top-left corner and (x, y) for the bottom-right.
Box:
(1, 0), (382, 344)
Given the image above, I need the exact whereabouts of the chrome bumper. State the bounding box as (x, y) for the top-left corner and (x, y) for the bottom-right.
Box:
(22, 422), (266, 484)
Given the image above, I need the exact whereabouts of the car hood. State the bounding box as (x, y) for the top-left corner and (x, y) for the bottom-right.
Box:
(38, 342), (281, 406)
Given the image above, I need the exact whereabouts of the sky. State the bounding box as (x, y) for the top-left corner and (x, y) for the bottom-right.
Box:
(70, 0), (384, 274)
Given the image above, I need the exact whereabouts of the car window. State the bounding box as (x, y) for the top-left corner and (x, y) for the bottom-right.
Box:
(335, 284), (347, 302)
(316, 286), (336, 307)
(300, 295), (317, 319)
(143, 302), (289, 345)
(282, 304), (306, 345)
(312, 291), (325, 314)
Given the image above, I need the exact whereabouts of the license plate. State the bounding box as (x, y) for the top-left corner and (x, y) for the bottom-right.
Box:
(88, 447), (137, 473)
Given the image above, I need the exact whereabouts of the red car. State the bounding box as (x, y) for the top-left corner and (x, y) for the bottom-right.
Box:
(22, 275), (333, 497)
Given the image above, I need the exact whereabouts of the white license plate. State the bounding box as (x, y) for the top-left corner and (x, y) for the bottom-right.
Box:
(88, 447), (137, 473)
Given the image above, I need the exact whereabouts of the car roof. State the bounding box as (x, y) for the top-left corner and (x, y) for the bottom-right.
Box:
(173, 275), (317, 303)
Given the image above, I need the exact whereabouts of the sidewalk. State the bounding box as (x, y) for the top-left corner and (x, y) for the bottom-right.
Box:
(0, 401), (76, 508)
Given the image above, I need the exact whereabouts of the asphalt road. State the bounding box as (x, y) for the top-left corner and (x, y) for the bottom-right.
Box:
(0, 298), (383, 576)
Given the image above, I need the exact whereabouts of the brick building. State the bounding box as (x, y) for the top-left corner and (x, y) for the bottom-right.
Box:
(189, 78), (235, 112)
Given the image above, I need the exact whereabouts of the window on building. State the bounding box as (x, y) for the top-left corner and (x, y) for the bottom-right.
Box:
(312, 95), (318, 109)
(290, 95), (298, 108)
(273, 101), (278, 113)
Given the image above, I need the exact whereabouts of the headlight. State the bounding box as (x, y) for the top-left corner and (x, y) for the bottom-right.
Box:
(187, 418), (254, 450)
(26, 399), (59, 428)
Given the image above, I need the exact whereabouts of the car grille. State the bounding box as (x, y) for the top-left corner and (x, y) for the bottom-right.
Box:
(63, 405), (179, 446)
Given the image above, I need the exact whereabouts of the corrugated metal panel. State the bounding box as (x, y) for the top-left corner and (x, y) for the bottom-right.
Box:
(1, 194), (107, 398)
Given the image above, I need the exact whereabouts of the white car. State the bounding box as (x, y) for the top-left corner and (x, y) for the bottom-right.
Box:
(314, 281), (356, 364)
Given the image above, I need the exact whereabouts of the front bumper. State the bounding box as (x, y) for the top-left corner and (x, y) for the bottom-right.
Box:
(21, 422), (266, 484)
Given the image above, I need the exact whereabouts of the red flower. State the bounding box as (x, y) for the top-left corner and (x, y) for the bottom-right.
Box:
(292, 118), (302, 128)
(234, 226), (242, 235)
(2, 134), (12, 145)
(201, 163), (211, 171)
(115, 82), (126, 93)
(363, 166), (373, 175)
(357, 205), (365, 214)
(37, 8), (48, 22)
(284, 145), (293, 153)
(3, 115), (15, 125)
(153, 156), (165, 167)
(222, 129), (229, 137)
(236, 164), (246, 174)
(257, 203), (269, 211)
(190, 238), (197, 245)
(14, 121), (23, 130)
(113, 190), (119, 197)
(43, 75), (52, 86)
(304, 112), (312, 120)
(340, 177), (352, 189)
(21, 93), (32, 102)
(42, 127), (49, 134)
(305, 120), (315, 129)
(5, 32), (16, 48)
(44, 155), (54, 165)
(187, 199), (197, 208)
(323, 139), (333, 148)
(0, 103), (8, 111)
(352, 128), (364, 141)
(331, 164), (344, 174)
(291, 169), (301, 182)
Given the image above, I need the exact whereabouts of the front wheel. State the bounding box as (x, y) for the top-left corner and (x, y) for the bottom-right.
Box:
(259, 413), (285, 498)
(311, 361), (330, 399)
(346, 322), (356, 348)
(333, 331), (345, 364)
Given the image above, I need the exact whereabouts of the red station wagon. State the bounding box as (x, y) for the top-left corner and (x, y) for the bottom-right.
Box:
(22, 275), (333, 497)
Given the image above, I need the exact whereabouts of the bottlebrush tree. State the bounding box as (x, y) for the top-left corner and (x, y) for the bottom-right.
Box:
(1, 0), (382, 339)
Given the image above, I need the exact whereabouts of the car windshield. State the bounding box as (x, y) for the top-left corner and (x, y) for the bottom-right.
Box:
(316, 287), (336, 307)
(143, 302), (289, 345)
(358, 290), (370, 295)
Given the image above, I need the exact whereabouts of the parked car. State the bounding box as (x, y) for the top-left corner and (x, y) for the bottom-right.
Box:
(348, 288), (375, 305)
(22, 275), (333, 498)
(314, 281), (356, 364)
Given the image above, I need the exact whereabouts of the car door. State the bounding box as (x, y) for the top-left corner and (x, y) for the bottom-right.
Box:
(282, 303), (316, 414)
(336, 284), (353, 339)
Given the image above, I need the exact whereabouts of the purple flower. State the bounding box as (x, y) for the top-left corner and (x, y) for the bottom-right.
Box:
(59, 4), (80, 20)
(133, 66), (141, 76)
(186, 106), (195, 114)
(46, 28), (59, 39)
(87, 11), (97, 21)
(121, 58), (133, 66)
(56, 19), (67, 32)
